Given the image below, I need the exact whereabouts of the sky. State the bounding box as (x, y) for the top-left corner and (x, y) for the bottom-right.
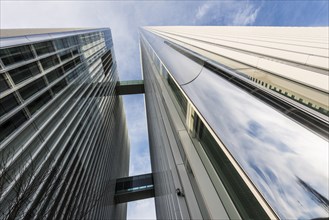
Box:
(1, 1), (328, 219)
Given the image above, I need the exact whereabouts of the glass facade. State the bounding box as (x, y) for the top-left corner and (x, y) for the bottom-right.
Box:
(141, 27), (329, 220)
(0, 28), (129, 220)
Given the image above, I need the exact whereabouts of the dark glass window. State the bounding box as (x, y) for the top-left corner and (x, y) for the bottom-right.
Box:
(66, 64), (84, 83)
(40, 55), (59, 70)
(27, 91), (52, 115)
(0, 93), (19, 117)
(167, 74), (187, 116)
(193, 113), (269, 219)
(63, 60), (75, 72)
(34, 41), (55, 56)
(101, 51), (112, 76)
(54, 37), (77, 50)
(8, 62), (40, 84)
(0, 74), (10, 93)
(0, 110), (27, 143)
(19, 78), (46, 100)
(0, 45), (34, 66)
(67, 36), (79, 46)
(72, 48), (79, 55)
(73, 57), (81, 66)
(46, 67), (64, 83)
(51, 79), (67, 94)
(59, 50), (72, 62)
(54, 38), (67, 50)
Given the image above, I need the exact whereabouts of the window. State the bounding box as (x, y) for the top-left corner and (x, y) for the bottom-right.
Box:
(0, 45), (34, 66)
(73, 57), (81, 65)
(40, 55), (59, 70)
(66, 65), (84, 83)
(63, 60), (75, 72)
(101, 51), (112, 76)
(192, 113), (269, 219)
(19, 78), (46, 100)
(0, 110), (27, 143)
(27, 91), (52, 115)
(46, 68), (64, 83)
(51, 79), (67, 94)
(72, 48), (79, 55)
(54, 38), (69, 50)
(59, 50), (72, 62)
(8, 62), (40, 84)
(33, 41), (55, 56)
(167, 74), (187, 116)
(0, 93), (19, 117)
(54, 36), (78, 50)
(0, 74), (10, 93)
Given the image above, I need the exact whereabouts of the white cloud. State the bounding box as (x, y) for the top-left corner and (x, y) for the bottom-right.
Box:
(194, 1), (260, 25)
(195, 2), (212, 20)
(232, 4), (260, 25)
(127, 198), (156, 220)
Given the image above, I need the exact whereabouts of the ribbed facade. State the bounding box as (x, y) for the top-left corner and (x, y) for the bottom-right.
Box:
(140, 38), (196, 220)
(140, 27), (328, 220)
(0, 28), (129, 219)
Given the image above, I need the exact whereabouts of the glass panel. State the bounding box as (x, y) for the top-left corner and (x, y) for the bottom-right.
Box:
(0, 93), (19, 117)
(8, 62), (40, 84)
(66, 65), (84, 83)
(0, 45), (34, 66)
(73, 57), (81, 65)
(0, 74), (10, 93)
(0, 110), (27, 143)
(46, 67), (64, 83)
(33, 41), (55, 56)
(51, 79), (67, 94)
(58, 50), (72, 62)
(142, 30), (203, 85)
(54, 36), (78, 50)
(167, 74), (187, 117)
(19, 78), (46, 100)
(63, 60), (75, 72)
(40, 55), (59, 70)
(193, 113), (268, 219)
(27, 91), (52, 115)
(72, 48), (79, 55)
(182, 67), (329, 219)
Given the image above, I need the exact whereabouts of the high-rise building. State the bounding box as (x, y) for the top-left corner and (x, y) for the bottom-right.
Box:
(0, 28), (129, 219)
(1, 26), (328, 220)
(140, 27), (328, 219)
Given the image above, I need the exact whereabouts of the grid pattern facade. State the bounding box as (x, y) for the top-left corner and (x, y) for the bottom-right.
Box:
(0, 29), (129, 219)
(141, 32), (205, 220)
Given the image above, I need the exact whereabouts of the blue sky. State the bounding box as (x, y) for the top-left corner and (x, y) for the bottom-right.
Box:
(1, 1), (328, 219)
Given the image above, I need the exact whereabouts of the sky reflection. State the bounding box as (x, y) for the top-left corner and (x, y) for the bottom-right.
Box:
(182, 68), (329, 219)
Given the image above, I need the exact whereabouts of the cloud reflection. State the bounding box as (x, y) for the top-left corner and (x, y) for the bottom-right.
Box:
(182, 68), (329, 219)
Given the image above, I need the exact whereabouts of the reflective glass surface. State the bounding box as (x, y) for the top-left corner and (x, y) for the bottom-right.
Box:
(8, 62), (40, 84)
(0, 45), (34, 66)
(33, 41), (55, 56)
(142, 30), (203, 85)
(0, 75), (10, 93)
(182, 67), (329, 219)
(0, 93), (19, 117)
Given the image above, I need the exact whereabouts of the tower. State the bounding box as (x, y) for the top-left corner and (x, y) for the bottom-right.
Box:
(140, 26), (329, 219)
(0, 28), (129, 219)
